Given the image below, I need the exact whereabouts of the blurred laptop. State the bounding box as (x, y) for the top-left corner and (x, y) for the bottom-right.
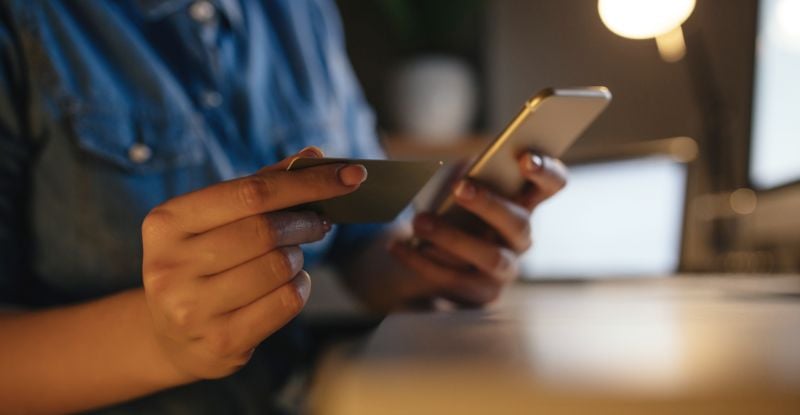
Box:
(520, 153), (689, 280)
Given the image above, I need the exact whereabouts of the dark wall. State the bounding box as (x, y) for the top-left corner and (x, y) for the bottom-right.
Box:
(335, 2), (397, 127)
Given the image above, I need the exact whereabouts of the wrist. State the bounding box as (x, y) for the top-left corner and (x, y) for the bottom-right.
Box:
(131, 290), (198, 386)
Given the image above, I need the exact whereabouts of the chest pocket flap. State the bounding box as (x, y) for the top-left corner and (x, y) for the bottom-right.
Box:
(65, 103), (206, 174)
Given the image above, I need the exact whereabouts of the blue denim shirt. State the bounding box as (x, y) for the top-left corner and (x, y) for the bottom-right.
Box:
(0, 0), (383, 412)
(0, 0), (384, 305)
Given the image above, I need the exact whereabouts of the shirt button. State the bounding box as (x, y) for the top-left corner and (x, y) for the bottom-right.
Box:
(201, 90), (223, 108)
(128, 143), (153, 164)
(189, 0), (216, 24)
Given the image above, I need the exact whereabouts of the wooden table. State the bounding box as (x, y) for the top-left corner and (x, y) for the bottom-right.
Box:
(310, 276), (800, 414)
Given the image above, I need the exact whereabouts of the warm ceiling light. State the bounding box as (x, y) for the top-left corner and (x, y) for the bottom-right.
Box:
(598, 0), (696, 62)
(598, 0), (696, 39)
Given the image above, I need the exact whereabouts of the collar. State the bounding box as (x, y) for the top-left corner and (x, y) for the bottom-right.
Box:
(133, 0), (242, 27)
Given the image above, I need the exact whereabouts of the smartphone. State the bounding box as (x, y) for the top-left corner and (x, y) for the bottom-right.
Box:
(434, 86), (612, 226)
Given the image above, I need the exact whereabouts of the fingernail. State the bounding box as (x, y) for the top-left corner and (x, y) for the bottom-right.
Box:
(527, 154), (544, 172)
(414, 214), (435, 233)
(338, 164), (368, 186)
(298, 146), (324, 158)
(320, 217), (332, 232)
(294, 270), (311, 302)
(454, 180), (476, 200)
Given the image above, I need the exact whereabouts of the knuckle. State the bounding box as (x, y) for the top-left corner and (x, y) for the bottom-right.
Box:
(142, 265), (173, 294)
(141, 207), (173, 238)
(165, 299), (198, 330)
(238, 176), (274, 212)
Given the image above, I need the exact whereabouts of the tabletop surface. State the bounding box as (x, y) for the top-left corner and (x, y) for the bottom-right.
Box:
(310, 275), (800, 415)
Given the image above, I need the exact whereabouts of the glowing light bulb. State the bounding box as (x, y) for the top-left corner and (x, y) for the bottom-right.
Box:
(775, 0), (800, 50)
(598, 0), (696, 62)
(598, 0), (696, 39)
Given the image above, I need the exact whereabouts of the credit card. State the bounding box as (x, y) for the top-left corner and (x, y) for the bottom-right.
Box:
(287, 157), (443, 224)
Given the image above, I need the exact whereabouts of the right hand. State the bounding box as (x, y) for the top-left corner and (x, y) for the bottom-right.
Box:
(140, 147), (367, 379)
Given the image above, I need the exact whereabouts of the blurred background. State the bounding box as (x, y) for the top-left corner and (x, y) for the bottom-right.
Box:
(329, 0), (800, 280)
(308, 2), (800, 408)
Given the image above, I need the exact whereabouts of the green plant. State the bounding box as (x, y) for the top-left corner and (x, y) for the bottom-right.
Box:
(376, 0), (484, 54)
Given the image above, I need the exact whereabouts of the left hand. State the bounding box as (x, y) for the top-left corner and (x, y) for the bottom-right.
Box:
(389, 151), (568, 307)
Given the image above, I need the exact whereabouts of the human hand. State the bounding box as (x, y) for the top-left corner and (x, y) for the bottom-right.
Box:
(389, 152), (567, 306)
(141, 147), (367, 379)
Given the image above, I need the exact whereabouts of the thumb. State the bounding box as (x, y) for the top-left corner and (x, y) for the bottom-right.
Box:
(259, 146), (325, 173)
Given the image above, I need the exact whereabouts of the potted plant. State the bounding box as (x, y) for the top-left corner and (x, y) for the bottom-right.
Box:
(377, 0), (484, 143)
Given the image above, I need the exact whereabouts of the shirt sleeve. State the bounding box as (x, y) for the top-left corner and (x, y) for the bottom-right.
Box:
(0, 11), (34, 305)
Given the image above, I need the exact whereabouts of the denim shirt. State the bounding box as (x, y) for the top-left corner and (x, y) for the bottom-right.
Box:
(0, 0), (384, 305)
(0, 0), (383, 411)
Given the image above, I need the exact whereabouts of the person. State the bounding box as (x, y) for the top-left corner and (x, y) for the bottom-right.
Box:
(0, 0), (567, 413)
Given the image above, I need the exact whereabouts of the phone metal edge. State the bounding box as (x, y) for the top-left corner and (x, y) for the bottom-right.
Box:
(434, 86), (611, 216)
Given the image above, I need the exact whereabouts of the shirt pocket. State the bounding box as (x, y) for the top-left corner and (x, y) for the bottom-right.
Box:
(273, 111), (352, 158)
(63, 100), (206, 174)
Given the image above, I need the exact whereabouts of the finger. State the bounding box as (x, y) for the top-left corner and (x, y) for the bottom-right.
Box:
(181, 211), (328, 275)
(157, 162), (367, 235)
(413, 214), (518, 282)
(259, 146), (325, 173)
(517, 153), (568, 209)
(452, 180), (533, 253)
(141, 148), (328, 244)
(222, 271), (311, 353)
(199, 247), (304, 315)
(389, 241), (500, 305)
(417, 242), (470, 270)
